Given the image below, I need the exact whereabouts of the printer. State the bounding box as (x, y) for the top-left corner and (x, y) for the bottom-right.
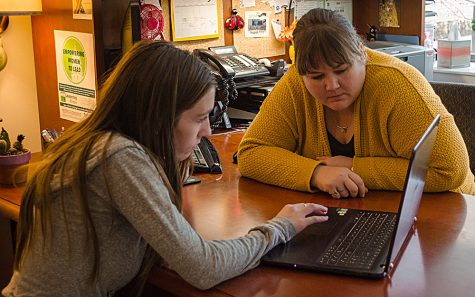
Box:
(227, 84), (274, 122)
(366, 41), (434, 81)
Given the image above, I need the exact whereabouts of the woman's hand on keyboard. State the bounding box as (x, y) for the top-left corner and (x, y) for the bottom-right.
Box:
(276, 203), (328, 233)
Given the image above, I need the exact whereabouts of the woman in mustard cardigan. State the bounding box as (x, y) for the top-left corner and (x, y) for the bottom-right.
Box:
(238, 8), (475, 197)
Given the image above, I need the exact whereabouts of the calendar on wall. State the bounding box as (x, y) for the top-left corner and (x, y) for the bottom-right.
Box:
(170, 0), (220, 41)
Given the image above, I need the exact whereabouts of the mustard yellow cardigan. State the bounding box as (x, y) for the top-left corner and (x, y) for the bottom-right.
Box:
(238, 49), (475, 195)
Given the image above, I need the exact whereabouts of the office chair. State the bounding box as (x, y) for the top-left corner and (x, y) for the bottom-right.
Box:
(430, 81), (475, 174)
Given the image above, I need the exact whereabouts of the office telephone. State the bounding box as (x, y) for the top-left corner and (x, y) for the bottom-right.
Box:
(190, 47), (273, 173)
(192, 136), (222, 174)
(194, 48), (238, 131)
(195, 46), (270, 79)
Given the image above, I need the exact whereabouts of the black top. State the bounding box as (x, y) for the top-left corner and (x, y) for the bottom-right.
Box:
(327, 131), (355, 157)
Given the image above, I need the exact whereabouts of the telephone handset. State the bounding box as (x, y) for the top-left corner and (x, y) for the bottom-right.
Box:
(191, 136), (222, 174)
(193, 48), (237, 129)
(193, 48), (236, 79)
(190, 49), (242, 174)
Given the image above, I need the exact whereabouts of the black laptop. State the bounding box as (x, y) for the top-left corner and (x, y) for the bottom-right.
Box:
(262, 115), (441, 278)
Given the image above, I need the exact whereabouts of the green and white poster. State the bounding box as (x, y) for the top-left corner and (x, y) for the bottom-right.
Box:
(54, 30), (96, 122)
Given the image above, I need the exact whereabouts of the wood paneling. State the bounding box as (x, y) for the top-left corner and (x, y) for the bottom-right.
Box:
(31, 0), (94, 133)
(30, 0), (426, 143)
(223, 0), (233, 46)
(94, 0), (130, 83)
(353, 0), (424, 45)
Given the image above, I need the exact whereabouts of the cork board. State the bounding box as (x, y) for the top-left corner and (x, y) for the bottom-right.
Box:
(160, 0), (226, 52)
(231, 0), (285, 58)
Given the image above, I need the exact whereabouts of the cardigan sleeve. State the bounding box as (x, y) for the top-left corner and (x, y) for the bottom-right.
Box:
(238, 68), (324, 192)
(352, 65), (469, 192)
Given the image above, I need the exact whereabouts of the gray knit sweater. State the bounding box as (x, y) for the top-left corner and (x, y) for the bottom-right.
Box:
(2, 134), (295, 297)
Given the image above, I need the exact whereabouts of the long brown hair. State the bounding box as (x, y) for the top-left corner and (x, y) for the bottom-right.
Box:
(293, 8), (366, 75)
(14, 40), (215, 293)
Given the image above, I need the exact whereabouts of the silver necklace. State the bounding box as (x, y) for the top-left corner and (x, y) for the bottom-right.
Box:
(336, 125), (349, 133)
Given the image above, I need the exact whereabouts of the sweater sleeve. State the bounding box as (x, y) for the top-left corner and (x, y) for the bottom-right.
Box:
(353, 65), (469, 192)
(106, 147), (296, 289)
(238, 68), (323, 192)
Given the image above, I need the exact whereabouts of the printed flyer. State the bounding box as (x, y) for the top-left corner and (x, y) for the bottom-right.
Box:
(54, 30), (96, 122)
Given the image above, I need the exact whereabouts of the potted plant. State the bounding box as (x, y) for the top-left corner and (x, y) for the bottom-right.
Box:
(0, 121), (31, 185)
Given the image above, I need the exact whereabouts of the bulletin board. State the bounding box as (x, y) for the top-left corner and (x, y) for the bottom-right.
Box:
(231, 0), (285, 58)
(145, 0), (283, 57)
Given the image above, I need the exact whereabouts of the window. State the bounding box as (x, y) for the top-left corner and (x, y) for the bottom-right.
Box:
(425, 0), (475, 48)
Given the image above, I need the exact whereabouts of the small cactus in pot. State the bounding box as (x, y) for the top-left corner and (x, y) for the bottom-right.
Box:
(0, 128), (27, 156)
(0, 119), (31, 185)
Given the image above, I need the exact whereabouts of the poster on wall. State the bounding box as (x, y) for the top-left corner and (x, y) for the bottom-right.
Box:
(54, 30), (97, 123)
(245, 11), (270, 38)
(379, 0), (400, 28)
(72, 0), (93, 20)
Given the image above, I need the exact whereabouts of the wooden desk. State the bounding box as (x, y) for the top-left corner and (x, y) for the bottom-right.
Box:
(0, 153), (42, 221)
(147, 132), (475, 297)
(1, 134), (474, 296)
(0, 153), (41, 288)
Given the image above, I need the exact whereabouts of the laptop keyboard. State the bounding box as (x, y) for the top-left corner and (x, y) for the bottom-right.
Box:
(318, 211), (397, 270)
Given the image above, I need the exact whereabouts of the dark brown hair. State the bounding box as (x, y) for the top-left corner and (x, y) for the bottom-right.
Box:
(293, 8), (366, 74)
(14, 40), (215, 294)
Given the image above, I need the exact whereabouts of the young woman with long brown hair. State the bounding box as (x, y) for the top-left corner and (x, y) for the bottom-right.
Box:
(2, 41), (328, 297)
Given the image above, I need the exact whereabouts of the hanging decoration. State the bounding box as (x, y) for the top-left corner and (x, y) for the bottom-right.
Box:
(366, 24), (378, 42)
(0, 16), (8, 72)
(225, 9), (244, 31)
(0, 37), (7, 72)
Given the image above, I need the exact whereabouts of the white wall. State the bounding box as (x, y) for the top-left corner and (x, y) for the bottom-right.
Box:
(0, 16), (41, 153)
(433, 62), (475, 84)
(433, 71), (475, 84)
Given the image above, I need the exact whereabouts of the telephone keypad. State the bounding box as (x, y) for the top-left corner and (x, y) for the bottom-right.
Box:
(192, 148), (208, 168)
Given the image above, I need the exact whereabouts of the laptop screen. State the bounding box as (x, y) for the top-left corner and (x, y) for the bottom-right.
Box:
(387, 115), (440, 272)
